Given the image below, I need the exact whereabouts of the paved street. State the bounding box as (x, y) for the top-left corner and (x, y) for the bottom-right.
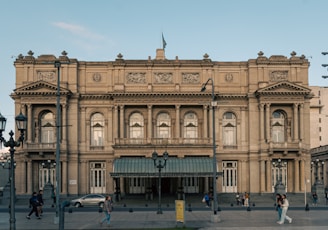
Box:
(1, 206), (328, 229)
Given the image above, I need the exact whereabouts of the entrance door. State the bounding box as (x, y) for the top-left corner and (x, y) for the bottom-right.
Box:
(128, 177), (145, 193)
(183, 177), (199, 193)
(222, 161), (237, 193)
(90, 162), (106, 194)
(272, 162), (288, 192)
(39, 162), (56, 190)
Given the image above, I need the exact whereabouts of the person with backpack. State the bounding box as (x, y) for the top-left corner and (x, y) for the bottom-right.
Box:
(26, 192), (41, 219)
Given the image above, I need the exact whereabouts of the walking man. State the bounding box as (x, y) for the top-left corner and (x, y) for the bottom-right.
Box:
(100, 195), (113, 226)
(26, 192), (41, 219)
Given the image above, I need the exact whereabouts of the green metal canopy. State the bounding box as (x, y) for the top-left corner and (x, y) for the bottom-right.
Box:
(110, 157), (215, 178)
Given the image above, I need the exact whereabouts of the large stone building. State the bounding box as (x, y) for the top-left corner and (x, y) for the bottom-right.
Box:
(10, 49), (312, 198)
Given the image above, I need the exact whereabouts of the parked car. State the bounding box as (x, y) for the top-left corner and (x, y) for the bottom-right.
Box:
(70, 194), (105, 208)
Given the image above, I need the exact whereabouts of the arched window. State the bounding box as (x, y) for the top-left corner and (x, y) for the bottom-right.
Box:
(222, 112), (237, 146)
(129, 112), (144, 139)
(91, 113), (104, 146)
(41, 112), (55, 143)
(272, 111), (285, 143)
(156, 113), (171, 138)
(184, 112), (198, 143)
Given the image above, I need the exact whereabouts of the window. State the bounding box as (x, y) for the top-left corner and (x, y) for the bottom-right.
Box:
(222, 112), (236, 146)
(184, 112), (198, 143)
(91, 113), (104, 146)
(41, 112), (55, 143)
(156, 113), (171, 138)
(271, 111), (285, 143)
(129, 113), (144, 141)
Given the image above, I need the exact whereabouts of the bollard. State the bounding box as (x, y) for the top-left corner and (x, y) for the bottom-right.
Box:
(305, 203), (310, 211)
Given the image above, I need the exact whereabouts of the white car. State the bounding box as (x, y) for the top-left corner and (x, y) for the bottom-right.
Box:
(70, 194), (105, 208)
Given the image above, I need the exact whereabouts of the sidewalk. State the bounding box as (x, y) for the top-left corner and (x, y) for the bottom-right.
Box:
(1, 208), (328, 229)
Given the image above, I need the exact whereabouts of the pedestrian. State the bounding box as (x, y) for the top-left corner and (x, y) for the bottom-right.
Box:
(236, 192), (241, 206)
(325, 192), (328, 205)
(204, 193), (210, 207)
(277, 194), (292, 224)
(275, 193), (282, 221)
(244, 192), (249, 207)
(312, 192), (318, 206)
(37, 190), (44, 216)
(100, 195), (113, 226)
(26, 192), (41, 219)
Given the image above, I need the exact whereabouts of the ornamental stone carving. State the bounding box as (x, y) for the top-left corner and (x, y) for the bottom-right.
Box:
(225, 73), (233, 82)
(154, 72), (173, 84)
(93, 73), (102, 82)
(269, 71), (288, 82)
(182, 73), (200, 84)
(126, 72), (146, 84)
(37, 71), (56, 82)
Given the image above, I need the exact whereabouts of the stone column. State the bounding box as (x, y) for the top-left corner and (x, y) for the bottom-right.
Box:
(294, 159), (300, 192)
(260, 160), (266, 193)
(175, 105), (180, 139)
(293, 103), (299, 141)
(259, 103), (265, 142)
(27, 104), (32, 143)
(266, 159), (272, 192)
(27, 160), (32, 194)
(265, 103), (271, 142)
(120, 105), (124, 138)
(62, 161), (67, 195)
(147, 105), (152, 143)
(113, 105), (118, 140)
(299, 104), (304, 141)
(203, 105), (208, 138)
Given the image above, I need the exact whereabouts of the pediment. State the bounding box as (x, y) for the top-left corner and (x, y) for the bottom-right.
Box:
(255, 81), (311, 96)
(13, 80), (71, 96)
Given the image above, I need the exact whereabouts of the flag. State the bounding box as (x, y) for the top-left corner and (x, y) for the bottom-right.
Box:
(162, 33), (167, 49)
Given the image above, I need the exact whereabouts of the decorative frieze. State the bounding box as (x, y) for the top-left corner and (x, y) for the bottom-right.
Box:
(126, 72), (146, 84)
(270, 71), (288, 82)
(225, 73), (233, 82)
(182, 73), (200, 84)
(37, 71), (56, 82)
(154, 72), (173, 84)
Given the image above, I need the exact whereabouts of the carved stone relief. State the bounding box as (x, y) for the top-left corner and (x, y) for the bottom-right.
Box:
(126, 72), (146, 84)
(270, 71), (288, 82)
(225, 73), (233, 82)
(154, 72), (173, 84)
(182, 73), (200, 83)
(93, 73), (102, 82)
(37, 71), (56, 82)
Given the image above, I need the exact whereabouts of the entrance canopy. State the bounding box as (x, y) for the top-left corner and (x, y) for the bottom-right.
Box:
(110, 157), (215, 178)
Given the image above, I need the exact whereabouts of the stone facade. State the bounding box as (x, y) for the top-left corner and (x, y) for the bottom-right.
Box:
(10, 49), (312, 197)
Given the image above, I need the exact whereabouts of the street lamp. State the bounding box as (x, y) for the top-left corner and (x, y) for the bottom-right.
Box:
(152, 150), (169, 214)
(272, 158), (287, 195)
(322, 52), (328, 79)
(201, 78), (219, 220)
(311, 159), (325, 185)
(0, 111), (27, 230)
(41, 159), (56, 204)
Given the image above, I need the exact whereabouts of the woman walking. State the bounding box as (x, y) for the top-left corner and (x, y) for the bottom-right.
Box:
(275, 193), (282, 221)
(277, 194), (292, 224)
(100, 195), (113, 226)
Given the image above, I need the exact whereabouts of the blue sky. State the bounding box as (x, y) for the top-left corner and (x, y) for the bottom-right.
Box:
(1, 0), (328, 138)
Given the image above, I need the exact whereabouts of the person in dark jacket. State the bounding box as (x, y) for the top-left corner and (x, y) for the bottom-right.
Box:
(37, 190), (44, 216)
(26, 192), (41, 219)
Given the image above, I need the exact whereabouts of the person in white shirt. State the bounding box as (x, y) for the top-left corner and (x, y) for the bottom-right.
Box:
(277, 194), (292, 224)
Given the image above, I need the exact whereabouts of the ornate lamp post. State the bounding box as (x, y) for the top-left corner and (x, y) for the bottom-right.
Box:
(272, 158), (287, 195)
(201, 78), (219, 222)
(311, 159), (325, 198)
(0, 111), (27, 230)
(41, 159), (56, 203)
(152, 150), (168, 214)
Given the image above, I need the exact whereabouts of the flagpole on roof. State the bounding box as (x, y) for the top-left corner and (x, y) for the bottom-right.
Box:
(162, 33), (167, 50)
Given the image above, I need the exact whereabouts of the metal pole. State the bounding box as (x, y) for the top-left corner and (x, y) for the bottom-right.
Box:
(158, 165), (162, 214)
(54, 61), (61, 227)
(9, 136), (15, 230)
(211, 80), (218, 215)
